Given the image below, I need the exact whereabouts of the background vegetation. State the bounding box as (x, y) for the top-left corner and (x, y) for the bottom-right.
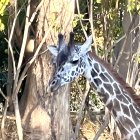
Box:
(0, 0), (140, 139)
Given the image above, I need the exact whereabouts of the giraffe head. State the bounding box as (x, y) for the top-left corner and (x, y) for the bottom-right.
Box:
(47, 32), (92, 92)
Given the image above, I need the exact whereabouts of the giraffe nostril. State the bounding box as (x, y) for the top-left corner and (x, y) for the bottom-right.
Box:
(48, 77), (61, 92)
(51, 80), (56, 85)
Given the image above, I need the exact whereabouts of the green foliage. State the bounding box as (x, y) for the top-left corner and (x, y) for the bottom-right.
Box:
(127, 0), (140, 13)
(73, 0), (126, 54)
(0, 0), (9, 15)
(0, 0), (9, 74)
(72, 0), (137, 111)
(96, 0), (101, 4)
(72, 14), (84, 28)
(135, 55), (140, 63)
(0, 0), (9, 31)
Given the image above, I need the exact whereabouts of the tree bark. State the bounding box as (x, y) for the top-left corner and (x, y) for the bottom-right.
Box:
(20, 0), (75, 139)
(113, 11), (140, 88)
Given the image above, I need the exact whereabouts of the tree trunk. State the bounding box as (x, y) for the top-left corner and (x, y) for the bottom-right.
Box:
(20, 0), (75, 139)
(113, 11), (140, 89)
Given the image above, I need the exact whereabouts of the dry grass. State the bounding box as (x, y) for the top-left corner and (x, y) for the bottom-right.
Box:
(80, 119), (113, 140)
(0, 117), (18, 140)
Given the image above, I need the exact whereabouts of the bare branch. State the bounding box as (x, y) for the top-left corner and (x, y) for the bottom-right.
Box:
(12, 28), (51, 100)
(93, 111), (109, 140)
(7, 8), (21, 78)
(1, 97), (9, 140)
(76, 0), (87, 38)
(12, 1), (32, 139)
(16, 0), (31, 71)
(12, 0), (44, 98)
(13, 96), (23, 140)
(89, 0), (98, 54)
(114, 13), (138, 69)
(11, 2), (45, 138)
(29, 0), (44, 25)
(74, 80), (90, 139)
(0, 88), (7, 101)
(0, 114), (15, 120)
(12, 4), (62, 99)
(12, 0), (43, 96)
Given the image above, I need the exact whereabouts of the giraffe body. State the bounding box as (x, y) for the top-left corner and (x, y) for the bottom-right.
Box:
(47, 33), (140, 140)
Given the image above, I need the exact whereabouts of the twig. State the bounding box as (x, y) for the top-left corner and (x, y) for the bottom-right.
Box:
(12, 0), (44, 96)
(101, 22), (140, 58)
(114, 13), (138, 69)
(89, 0), (98, 54)
(12, 0), (32, 139)
(76, 0), (87, 38)
(13, 0), (31, 95)
(7, 9), (21, 78)
(13, 96), (23, 140)
(16, 0), (30, 70)
(93, 110), (109, 140)
(12, 26), (52, 100)
(7, 0), (28, 79)
(0, 88), (8, 139)
(113, 23), (140, 46)
(29, 0), (44, 25)
(0, 114), (15, 120)
(0, 89), (7, 101)
(12, 4), (62, 99)
(127, 26), (140, 86)
(1, 97), (9, 140)
(74, 80), (90, 139)
(11, 2), (44, 138)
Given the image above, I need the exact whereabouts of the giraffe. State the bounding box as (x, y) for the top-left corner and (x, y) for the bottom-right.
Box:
(47, 32), (140, 140)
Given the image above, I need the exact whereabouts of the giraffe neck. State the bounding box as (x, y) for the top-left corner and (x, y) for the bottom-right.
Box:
(84, 52), (140, 139)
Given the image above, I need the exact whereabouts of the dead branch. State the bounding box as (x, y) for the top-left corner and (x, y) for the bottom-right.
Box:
(0, 88), (9, 140)
(76, 0), (87, 38)
(114, 13), (138, 69)
(7, 9), (21, 78)
(12, 5), (62, 99)
(0, 89), (7, 101)
(89, 0), (98, 54)
(127, 25), (140, 87)
(1, 97), (9, 140)
(7, 0), (28, 79)
(13, 96), (23, 140)
(11, 0), (32, 139)
(0, 114), (15, 120)
(74, 80), (90, 139)
(29, 0), (44, 25)
(12, 0), (44, 97)
(12, 27), (51, 100)
(10, 3), (45, 138)
(93, 110), (109, 140)
(12, 0), (44, 99)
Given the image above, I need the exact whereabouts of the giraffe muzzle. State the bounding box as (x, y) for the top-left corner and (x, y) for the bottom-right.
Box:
(47, 78), (61, 93)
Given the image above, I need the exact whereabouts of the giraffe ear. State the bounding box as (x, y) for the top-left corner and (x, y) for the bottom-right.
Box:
(48, 45), (58, 56)
(79, 35), (93, 55)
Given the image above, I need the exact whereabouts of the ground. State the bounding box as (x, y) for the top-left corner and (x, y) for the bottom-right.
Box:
(0, 114), (113, 140)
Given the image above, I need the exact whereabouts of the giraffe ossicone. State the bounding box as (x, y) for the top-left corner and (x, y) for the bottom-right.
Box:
(47, 32), (140, 140)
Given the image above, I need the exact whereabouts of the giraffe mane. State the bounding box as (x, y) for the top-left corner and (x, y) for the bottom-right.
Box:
(89, 51), (140, 107)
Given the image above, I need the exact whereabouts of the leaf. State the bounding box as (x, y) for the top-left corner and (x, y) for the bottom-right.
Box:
(0, 19), (5, 31)
(96, 0), (101, 4)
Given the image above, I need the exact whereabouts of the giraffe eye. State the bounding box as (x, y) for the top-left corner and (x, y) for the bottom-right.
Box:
(70, 60), (79, 65)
